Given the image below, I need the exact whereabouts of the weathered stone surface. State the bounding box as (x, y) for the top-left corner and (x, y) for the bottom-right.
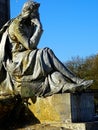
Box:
(0, 95), (97, 130)
(51, 123), (86, 130)
(17, 124), (71, 130)
(28, 93), (95, 124)
(28, 93), (72, 124)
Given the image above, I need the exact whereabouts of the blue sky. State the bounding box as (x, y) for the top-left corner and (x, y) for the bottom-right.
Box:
(10, 0), (98, 62)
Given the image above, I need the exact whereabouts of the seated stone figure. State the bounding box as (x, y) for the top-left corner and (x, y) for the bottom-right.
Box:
(0, 1), (93, 98)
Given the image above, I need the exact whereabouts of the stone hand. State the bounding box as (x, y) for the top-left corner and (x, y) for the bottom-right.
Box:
(31, 18), (42, 28)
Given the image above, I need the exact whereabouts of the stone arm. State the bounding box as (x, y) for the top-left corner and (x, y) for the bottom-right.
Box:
(10, 18), (43, 50)
(30, 18), (43, 49)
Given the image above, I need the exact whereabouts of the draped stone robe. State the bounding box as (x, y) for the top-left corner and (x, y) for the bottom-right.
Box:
(0, 16), (80, 98)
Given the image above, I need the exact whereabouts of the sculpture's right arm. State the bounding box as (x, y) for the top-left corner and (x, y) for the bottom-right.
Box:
(30, 18), (43, 49)
(9, 18), (43, 50)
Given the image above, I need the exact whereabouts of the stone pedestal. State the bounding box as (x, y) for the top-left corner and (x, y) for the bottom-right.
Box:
(28, 93), (95, 124)
(29, 93), (71, 123)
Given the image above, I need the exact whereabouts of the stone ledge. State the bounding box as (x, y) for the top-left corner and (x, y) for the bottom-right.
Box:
(47, 121), (98, 130)
(28, 93), (95, 123)
(50, 123), (86, 130)
(17, 124), (71, 130)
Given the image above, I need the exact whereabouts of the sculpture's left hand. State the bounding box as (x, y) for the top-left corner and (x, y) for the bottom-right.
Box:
(31, 18), (42, 28)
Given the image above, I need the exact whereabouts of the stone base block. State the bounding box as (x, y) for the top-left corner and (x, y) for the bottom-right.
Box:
(28, 93), (95, 124)
(28, 93), (72, 124)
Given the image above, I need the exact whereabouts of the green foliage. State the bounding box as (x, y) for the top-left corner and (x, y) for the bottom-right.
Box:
(64, 55), (98, 89)
(64, 54), (98, 111)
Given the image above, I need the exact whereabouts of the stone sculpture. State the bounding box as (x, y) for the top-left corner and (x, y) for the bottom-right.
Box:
(0, 1), (93, 98)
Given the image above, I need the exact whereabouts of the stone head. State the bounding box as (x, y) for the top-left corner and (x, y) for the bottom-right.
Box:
(21, 1), (40, 19)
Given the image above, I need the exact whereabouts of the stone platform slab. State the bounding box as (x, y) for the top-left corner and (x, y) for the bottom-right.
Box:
(16, 122), (98, 130)
(28, 93), (95, 123)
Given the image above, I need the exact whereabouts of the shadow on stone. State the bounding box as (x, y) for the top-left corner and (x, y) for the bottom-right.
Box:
(0, 96), (40, 130)
(86, 122), (98, 130)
